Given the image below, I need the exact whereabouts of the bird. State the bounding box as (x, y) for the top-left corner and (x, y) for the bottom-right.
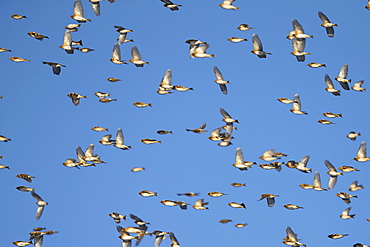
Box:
(283, 226), (306, 247)
(328, 233), (348, 239)
(157, 130), (172, 135)
(67, 92), (86, 106)
(0, 47), (12, 52)
(8, 57), (30, 62)
(107, 78), (121, 82)
(60, 30), (77, 54)
(349, 181), (364, 192)
(160, 0), (181, 11)
(290, 37), (310, 62)
(338, 166), (359, 173)
(336, 192), (357, 204)
(80, 48), (94, 53)
(100, 95), (116, 101)
(318, 119), (335, 125)
(131, 167), (145, 172)
(312, 171), (327, 191)
(220, 108), (239, 123)
(191, 43), (214, 58)
(177, 192), (199, 197)
(185, 39), (206, 58)
(228, 202), (246, 209)
(354, 141), (370, 162)
(65, 24), (81, 32)
(91, 126), (108, 132)
(16, 174), (35, 182)
(99, 134), (115, 146)
(291, 19), (313, 39)
(110, 43), (126, 64)
(335, 64), (351, 90)
(71, 0), (91, 22)
(290, 94), (308, 115)
(340, 207), (355, 219)
(208, 191), (227, 197)
(192, 199), (209, 210)
(173, 85), (193, 92)
(12, 241), (32, 246)
(251, 34), (271, 58)
(324, 74), (340, 96)
(295, 155), (312, 173)
(352, 80), (366, 91)
(16, 186), (35, 192)
(84, 144), (104, 163)
(140, 139), (161, 144)
(235, 223), (248, 228)
(11, 14), (27, 19)
(133, 102), (152, 108)
(186, 123), (207, 133)
(307, 62), (326, 68)
(318, 11), (337, 38)
(231, 182), (246, 187)
(28, 32), (49, 41)
(42, 62), (65, 75)
(139, 190), (157, 197)
(232, 147), (255, 171)
(115, 128), (131, 150)
(258, 193), (279, 207)
(109, 212), (126, 223)
(62, 158), (79, 169)
(213, 66), (229, 94)
(237, 24), (253, 31)
(322, 112), (342, 118)
(31, 191), (48, 220)
(0, 135), (11, 142)
(259, 149), (280, 161)
(228, 37), (247, 43)
(219, 0), (239, 10)
(284, 204), (303, 210)
(128, 46), (149, 67)
(324, 160), (343, 190)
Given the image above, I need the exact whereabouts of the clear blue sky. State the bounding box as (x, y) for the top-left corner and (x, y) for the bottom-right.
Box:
(1, 1), (370, 247)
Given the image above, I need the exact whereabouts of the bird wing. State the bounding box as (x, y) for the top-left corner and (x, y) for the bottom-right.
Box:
(74, 0), (84, 17)
(252, 33), (263, 51)
(292, 94), (301, 111)
(358, 141), (367, 158)
(313, 171), (322, 188)
(112, 43), (121, 60)
(91, 1), (101, 16)
(318, 11), (330, 23)
(324, 74), (335, 89)
(160, 69), (172, 87)
(116, 128), (124, 145)
(292, 19), (304, 34)
(196, 43), (209, 54)
(102, 134), (112, 141)
(31, 191), (43, 202)
(342, 207), (351, 216)
(34, 235), (44, 247)
(131, 46), (142, 60)
(219, 108), (231, 118)
(129, 213), (143, 222)
(117, 33), (127, 45)
(213, 66), (224, 80)
(267, 197), (275, 207)
(219, 84), (228, 94)
(85, 144), (95, 157)
(328, 176), (337, 190)
(286, 226), (298, 242)
(76, 146), (85, 161)
(324, 160), (336, 172)
(292, 37), (306, 53)
(122, 240), (132, 247)
(63, 30), (72, 46)
(235, 147), (244, 164)
(36, 206), (45, 220)
(154, 235), (166, 247)
(338, 64), (348, 79)
(298, 155), (310, 167)
(169, 232), (180, 246)
(325, 27), (335, 38)
(354, 80), (364, 87)
(52, 66), (61, 75)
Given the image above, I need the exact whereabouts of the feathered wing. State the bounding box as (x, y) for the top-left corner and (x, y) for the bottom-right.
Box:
(76, 146), (85, 161)
(338, 64), (348, 79)
(313, 171), (322, 188)
(91, 2), (101, 16)
(219, 84), (228, 94)
(36, 206), (45, 220)
(131, 46), (142, 60)
(286, 226), (298, 242)
(318, 11), (330, 23)
(292, 94), (301, 111)
(74, 0), (84, 17)
(213, 66), (224, 80)
(34, 235), (44, 247)
(292, 19), (304, 34)
(328, 176), (337, 190)
(219, 108), (231, 118)
(85, 144), (95, 157)
(324, 160), (336, 172)
(252, 33), (263, 51)
(235, 147), (244, 164)
(357, 141), (367, 158)
(266, 197), (275, 207)
(160, 69), (172, 87)
(116, 128), (124, 145)
(112, 43), (121, 60)
(63, 30), (72, 46)
(52, 66), (61, 75)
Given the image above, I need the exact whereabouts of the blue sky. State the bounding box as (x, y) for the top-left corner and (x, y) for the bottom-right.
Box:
(1, 1), (370, 247)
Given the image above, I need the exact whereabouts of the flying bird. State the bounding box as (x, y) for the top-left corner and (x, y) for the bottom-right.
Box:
(335, 64), (351, 90)
(128, 46), (149, 67)
(31, 191), (48, 220)
(318, 11), (337, 37)
(160, 0), (181, 11)
(324, 74), (341, 95)
(191, 43), (214, 58)
(42, 62), (65, 75)
(213, 66), (229, 94)
(290, 93), (307, 115)
(60, 30), (77, 54)
(111, 43), (126, 64)
(186, 123), (207, 133)
(354, 141), (370, 162)
(67, 93), (86, 106)
(258, 193), (279, 207)
(71, 0), (91, 22)
(219, 0), (239, 10)
(351, 80), (366, 91)
(115, 128), (131, 150)
(28, 32), (49, 41)
(324, 160), (343, 190)
(251, 33), (271, 58)
(290, 37), (310, 62)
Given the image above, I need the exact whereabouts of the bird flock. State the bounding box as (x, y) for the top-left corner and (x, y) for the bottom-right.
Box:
(2, 1), (370, 247)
